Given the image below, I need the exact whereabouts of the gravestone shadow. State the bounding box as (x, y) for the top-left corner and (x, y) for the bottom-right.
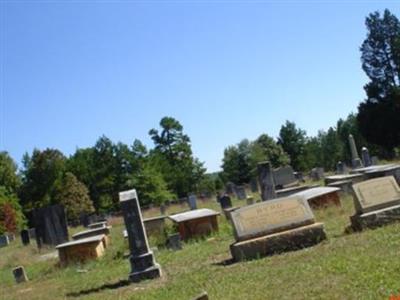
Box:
(66, 279), (131, 297)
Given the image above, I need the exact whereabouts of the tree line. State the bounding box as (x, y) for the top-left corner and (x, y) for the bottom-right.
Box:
(0, 9), (400, 233)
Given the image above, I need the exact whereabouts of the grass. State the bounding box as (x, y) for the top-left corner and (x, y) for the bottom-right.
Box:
(1, 195), (400, 300)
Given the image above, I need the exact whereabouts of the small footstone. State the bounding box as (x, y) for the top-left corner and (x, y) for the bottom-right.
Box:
(192, 291), (209, 300)
(13, 266), (28, 283)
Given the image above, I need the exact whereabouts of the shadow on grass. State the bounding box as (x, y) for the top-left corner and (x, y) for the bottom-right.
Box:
(66, 279), (131, 297)
(212, 258), (236, 266)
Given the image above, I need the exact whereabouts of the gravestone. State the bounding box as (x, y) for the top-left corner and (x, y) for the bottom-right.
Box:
(371, 156), (379, 165)
(20, 230), (30, 246)
(160, 204), (166, 215)
(192, 292), (209, 300)
(257, 161), (276, 201)
(219, 195), (232, 209)
(28, 228), (36, 240)
(310, 168), (324, 181)
(361, 147), (372, 167)
(235, 186), (247, 200)
(119, 189), (161, 282)
(273, 166), (298, 189)
(294, 172), (304, 183)
(166, 233), (182, 251)
(246, 196), (255, 205)
(336, 161), (345, 174)
(33, 204), (69, 247)
(0, 235), (9, 248)
(350, 176), (400, 231)
(349, 134), (363, 168)
(188, 195), (197, 210)
(250, 178), (258, 193)
(13, 266), (28, 283)
(229, 196), (326, 261)
(6, 232), (15, 242)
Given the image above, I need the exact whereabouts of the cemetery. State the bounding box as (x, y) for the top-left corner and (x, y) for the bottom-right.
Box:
(2, 4), (400, 300)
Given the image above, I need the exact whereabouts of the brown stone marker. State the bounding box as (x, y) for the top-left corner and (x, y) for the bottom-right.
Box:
(350, 176), (400, 231)
(292, 187), (341, 209)
(230, 195), (326, 261)
(119, 189), (161, 282)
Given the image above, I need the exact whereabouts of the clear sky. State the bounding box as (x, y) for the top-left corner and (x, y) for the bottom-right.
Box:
(1, 1), (399, 172)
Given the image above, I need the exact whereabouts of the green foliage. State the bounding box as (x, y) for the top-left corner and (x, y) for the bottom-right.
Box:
(0, 152), (21, 194)
(278, 121), (307, 171)
(19, 149), (66, 210)
(0, 187), (25, 234)
(358, 9), (400, 154)
(222, 134), (289, 184)
(53, 172), (95, 222)
(149, 117), (206, 197)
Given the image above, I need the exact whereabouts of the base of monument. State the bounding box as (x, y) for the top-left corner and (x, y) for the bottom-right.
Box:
(129, 264), (162, 282)
(350, 204), (400, 231)
(230, 223), (326, 261)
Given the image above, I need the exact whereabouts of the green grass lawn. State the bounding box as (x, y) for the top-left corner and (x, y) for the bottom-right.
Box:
(1, 195), (400, 300)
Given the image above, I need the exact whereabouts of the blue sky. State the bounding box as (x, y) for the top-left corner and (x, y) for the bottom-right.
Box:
(1, 1), (399, 172)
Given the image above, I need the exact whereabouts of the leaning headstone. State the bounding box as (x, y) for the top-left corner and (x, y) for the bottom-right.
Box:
(349, 134), (363, 168)
(20, 230), (30, 246)
(257, 161), (276, 201)
(13, 266), (28, 283)
(350, 176), (400, 231)
(361, 147), (372, 167)
(166, 233), (182, 251)
(235, 185), (247, 200)
(273, 166), (298, 189)
(188, 194), (197, 210)
(229, 195), (326, 261)
(33, 204), (69, 247)
(219, 195), (232, 210)
(119, 189), (162, 282)
(0, 235), (9, 248)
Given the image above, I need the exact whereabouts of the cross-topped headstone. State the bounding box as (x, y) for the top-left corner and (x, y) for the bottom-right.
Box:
(119, 189), (161, 282)
(361, 147), (372, 167)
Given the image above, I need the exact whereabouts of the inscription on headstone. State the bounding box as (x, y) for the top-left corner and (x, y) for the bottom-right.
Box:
(231, 196), (315, 242)
(352, 176), (400, 214)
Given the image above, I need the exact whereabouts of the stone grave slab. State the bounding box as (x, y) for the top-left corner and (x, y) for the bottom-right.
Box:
(230, 196), (326, 261)
(364, 164), (400, 185)
(293, 187), (341, 209)
(327, 180), (353, 195)
(350, 176), (400, 231)
(56, 234), (106, 266)
(275, 184), (319, 198)
(88, 221), (107, 229)
(324, 173), (364, 185)
(169, 209), (220, 241)
(72, 226), (111, 247)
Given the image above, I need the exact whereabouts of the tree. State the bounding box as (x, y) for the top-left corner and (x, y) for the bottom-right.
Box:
(358, 9), (400, 154)
(278, 121), (307, 171)
(53, 172), (95, 222)
(19, 149), (66, 210)
(0, 187), (25, 234)
(221, 140), (252, 185)
(320, 127), (343, 171)
(250, 134), (290, 169)
(149, 117), (205, 197)
(0, 152), (21, 194)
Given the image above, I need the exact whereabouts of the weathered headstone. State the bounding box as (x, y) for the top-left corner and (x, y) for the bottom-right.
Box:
(310, 168), (324, 181)
(160, 204), (166, 215)
(229, 196), (326, 260)
(273, 166), (298, 189)
(371, 156), (379, 165)
(250, 178), (258, 193)
(226, 182), (235, 195)
(0, 235), (9, 248)
(20, 230), (30, 246)
(349, 134), (363, 168)
(119, 189), (161, 282)
(219, 195), (232, 210)
(350, 176), (400, 231)
(6, 232), (15, 242)
(33, 204), (69, 247)
(144, 216), (167, 236)
(166, 233), (182, 251)
(336, 161), (345, 174)
(235, 185), (247, 200)
(361, 147), (372, 167)
(257, 161), (276, 201)
(188, 194), (197, 210)
(13, 266), (28, 283)
(28, 228), (36, 240)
